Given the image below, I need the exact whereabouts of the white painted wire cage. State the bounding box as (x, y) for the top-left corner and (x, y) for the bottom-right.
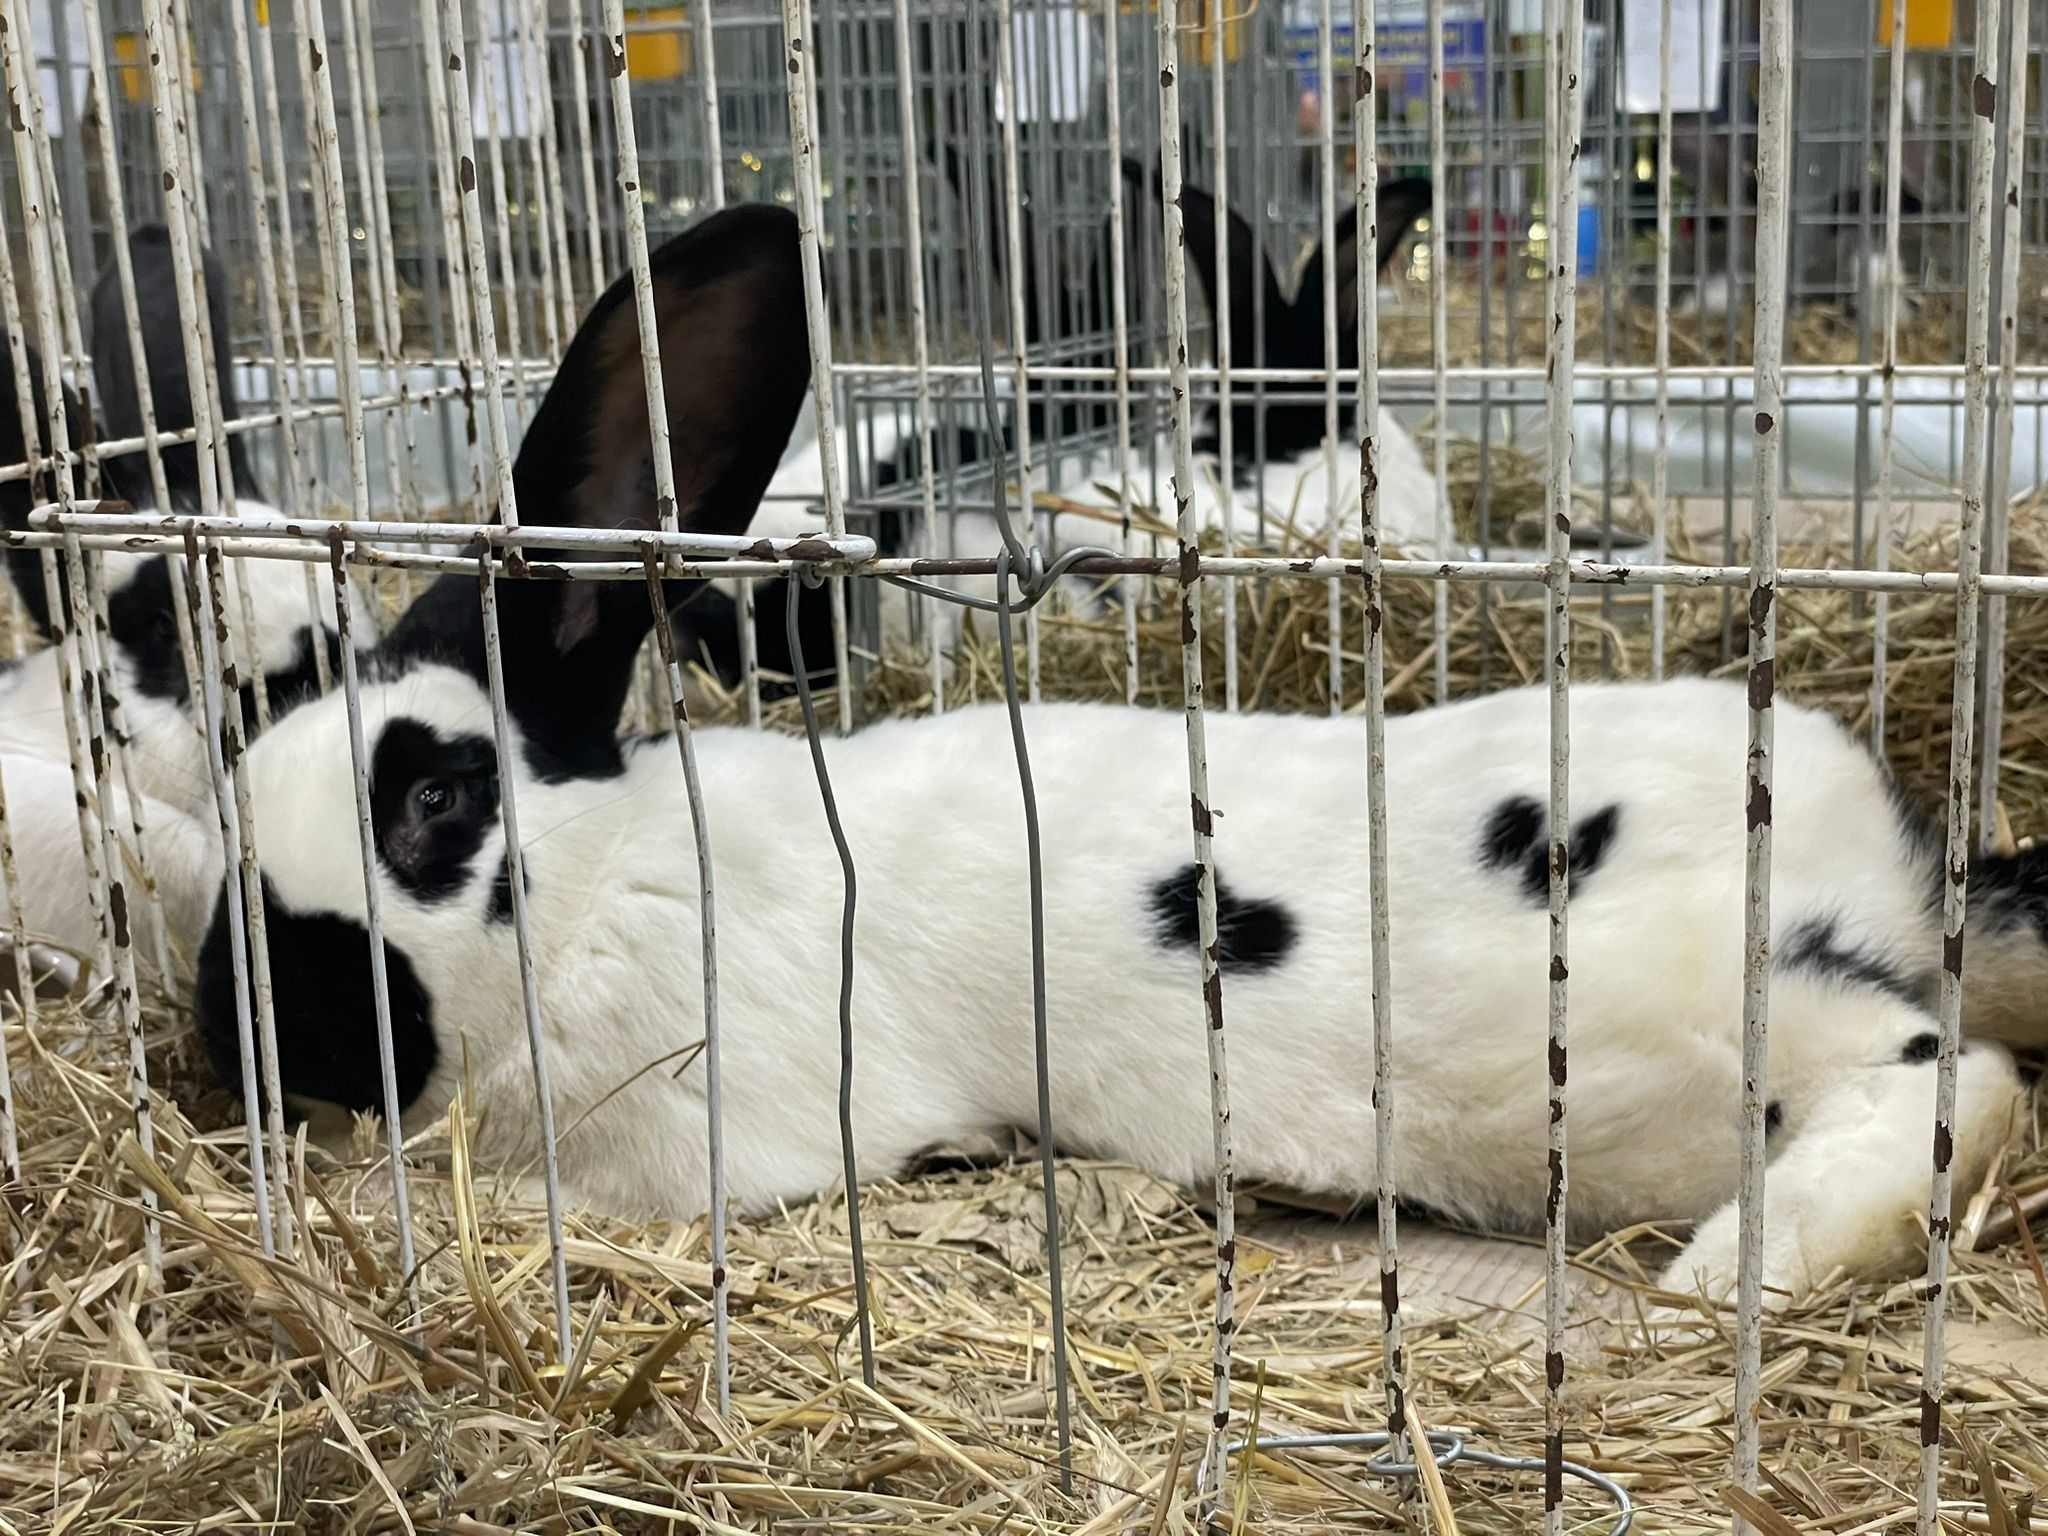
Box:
(0, 0), (2044, 1528)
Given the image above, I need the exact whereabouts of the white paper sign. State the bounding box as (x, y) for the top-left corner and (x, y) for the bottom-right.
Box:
(1620, 0), (1726, 115)
(994, 5), (1090, 124)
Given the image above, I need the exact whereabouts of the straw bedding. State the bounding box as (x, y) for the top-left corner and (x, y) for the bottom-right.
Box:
(6, 438), (2048, 1533)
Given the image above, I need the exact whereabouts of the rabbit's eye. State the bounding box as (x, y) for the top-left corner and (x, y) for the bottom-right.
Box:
(415, 780), (455, 819)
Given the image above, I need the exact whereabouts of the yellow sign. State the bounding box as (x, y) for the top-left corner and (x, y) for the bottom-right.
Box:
(625, 6), (693, 80)
(1877, 0), (1954, 49)
(112, 32), (203, 101)
(1190, 0), (1247, 64)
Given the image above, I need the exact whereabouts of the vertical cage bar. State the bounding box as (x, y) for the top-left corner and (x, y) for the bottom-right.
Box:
(0, 14), (108, 988)
(1977, 0), (2029, 847)
(994, 0), (1039, 700)
(1871, 0), (1909, 744)
(1732, 0), (1793, 1509)
(567, 0), (608, 306)
(1318, 0), (1342, 712)
(528, 0), (579, 348)
(1354, 0), (1408, 1466)
(1211, 0), (1238, 713)
(888, 0), (943, 715)
(222, 546), (304, 1258)
(327, 535), (422, 1309)
(1104, 2), (1139, 707)
(696, 0), (726, 212)
(641, 551), (730, 1414)
(1650, 0), (1672, 678)
(297, 0), (376, 524)
(1154, 1), (1238, 1509)
(1427, 0), (1450, 699)
(419, 0), (485, 516)
(177, 535), (279, 1264)
(476, 550), (574, 1359)
(1917, 0), (2003, 1525)
(1539, 0), (1582, 1522)
(780, 0), (853, 728)
(594, 0), (680, 536)
(55, 530), (163, 1294)
(443, 0), (525, 530)
(475, 0), (535, 421)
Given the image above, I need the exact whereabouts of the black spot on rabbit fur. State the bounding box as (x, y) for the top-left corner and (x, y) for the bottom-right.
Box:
(1900, 1031), (1940, 1063)
(1778, 916), (1922, 1005)
(1148, 865), (1297, 973)
(370, 722), (500, 902)
(1477, 797), (1621, 904)
(196, 880), (439, 1120)
(1765, 1101), (1784, 1136)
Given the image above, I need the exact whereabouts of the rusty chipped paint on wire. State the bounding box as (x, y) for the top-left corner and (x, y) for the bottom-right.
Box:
(888, 0), (944, 717)
(1651, 0), (1673, 680)
(1977, 0), (2030, 852)
(1353, 0), (1409, 1468)
(204, 536), (301, 1260)
(781, 0), (855, 731)
(1318, 0), (1342, 716)
(476, 545), (575, 1361)
(440, 0), (523, 530)
(56, 526), (163, 1291)
(1150, 0), (1240, 1509)
(1918, 0), (2005, 1529)
(178, 532), (280, 1266)
(1211, 0), (1239, 714)
(1540, 0), (1583, 1520)
(1102, 0), (1139, 706)
(1732, 0), (1792, 1512)
(1427, 0), (1450, 704)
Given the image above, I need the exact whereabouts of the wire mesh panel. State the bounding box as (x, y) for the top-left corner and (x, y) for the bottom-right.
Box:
(0, 0), (2038, 1531)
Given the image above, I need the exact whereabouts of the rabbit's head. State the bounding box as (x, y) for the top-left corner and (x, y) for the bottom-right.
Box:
(193, 204), (813, 1131)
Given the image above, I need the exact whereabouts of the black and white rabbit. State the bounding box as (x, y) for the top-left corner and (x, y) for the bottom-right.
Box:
(683, 157), (1440, 698)
(197, 203), (2033, 1309)
(0, 227), (368, 965)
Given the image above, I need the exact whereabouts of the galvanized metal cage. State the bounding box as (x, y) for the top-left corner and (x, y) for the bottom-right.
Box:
(0, 0), (2039, 1528)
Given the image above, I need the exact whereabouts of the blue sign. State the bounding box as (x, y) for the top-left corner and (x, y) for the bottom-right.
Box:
(1284, 17), (1486, 85)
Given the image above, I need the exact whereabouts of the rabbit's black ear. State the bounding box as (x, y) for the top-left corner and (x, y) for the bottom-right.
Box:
(91, 224), (259, 505)
(513, 204), (808, 556)
(1302, 174), (1434, 357)
(481, 204), (808, 771)
(1125, 157), (1286, 371)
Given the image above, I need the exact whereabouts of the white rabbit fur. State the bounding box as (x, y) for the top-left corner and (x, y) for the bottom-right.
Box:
(223, 668), (2030, 1311)
(201, 203), (2036, 1314)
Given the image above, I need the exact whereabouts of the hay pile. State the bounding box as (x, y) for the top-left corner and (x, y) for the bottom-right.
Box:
(2, 989), (2045, 1535)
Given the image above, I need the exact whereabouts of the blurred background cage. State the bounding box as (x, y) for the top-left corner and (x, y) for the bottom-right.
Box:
(2, 0), (2047, 1531)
